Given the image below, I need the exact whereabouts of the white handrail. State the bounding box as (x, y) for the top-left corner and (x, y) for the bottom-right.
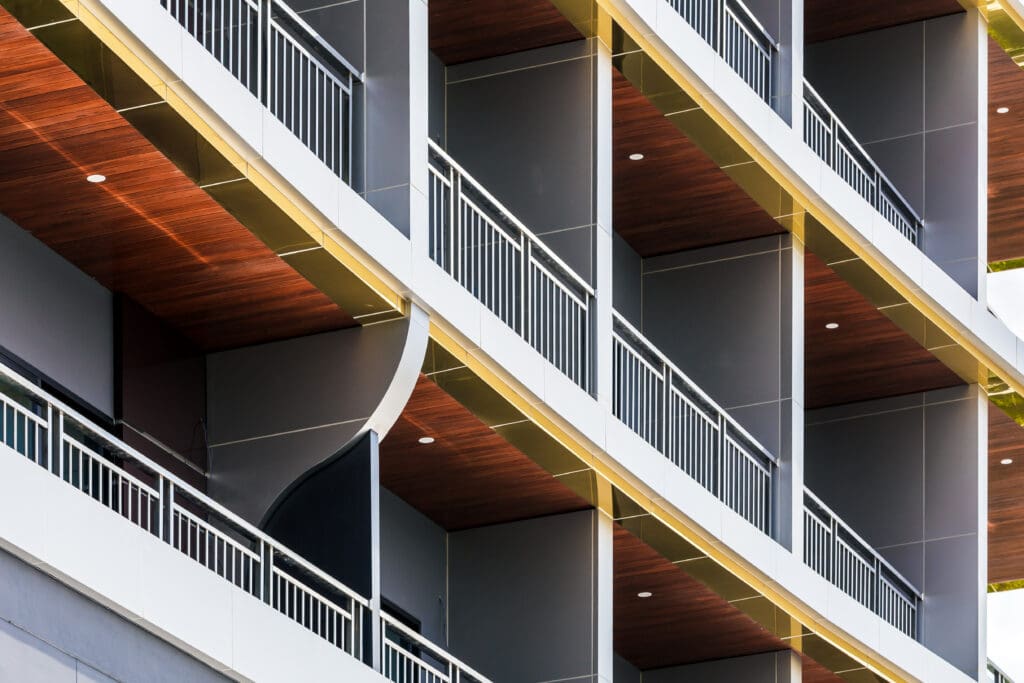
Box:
(804, 488), (921, 599)
(381, 613), (491, 683)
(612, 311), (775, 463)
(428, 140), (594, 298)
(0, 360), (369, 613)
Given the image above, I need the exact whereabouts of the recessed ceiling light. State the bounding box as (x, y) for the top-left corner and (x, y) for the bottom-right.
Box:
(418, 436), (435, 445)
(637, 591), (653, 598)
(1001, 458), (1013, 465)
(997, 106), (1010, 114)
(825, 322), (839, 330)
(629, 153), (644, 161)
(86, 174), (106, 183)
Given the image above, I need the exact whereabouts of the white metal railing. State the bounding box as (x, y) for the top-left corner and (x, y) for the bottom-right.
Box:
(428, 141), (594, 392)
(803, 489), (921, 639)
(0, 364), (368, 661)
(989, 660), (1015, 683)
(612, 311), (777, 534)
(159, 0), (359, 181)
(381, 613), (491, 683)
(802, 81), (922, 245)
(667, 0), (776, 104)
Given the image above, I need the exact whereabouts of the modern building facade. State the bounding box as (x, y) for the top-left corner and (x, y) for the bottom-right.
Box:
(0, 0), (1022, 681)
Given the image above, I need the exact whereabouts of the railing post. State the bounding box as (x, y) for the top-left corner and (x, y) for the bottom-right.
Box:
(46, 404), (57, 473)
(660, 364), (670, 456)
(449, 166), (458, 278)
(716, 413), (727, 501)
(261, 540), (274, 605)
(258, 0), (270, 107)
(163, 480), (176, 545)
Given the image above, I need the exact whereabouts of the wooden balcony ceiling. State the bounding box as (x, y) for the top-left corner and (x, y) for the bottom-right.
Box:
(429, 0), (581, 65)
(805, 0), (963, 44)
(614, 525), (843, 681)
(613, 69), (784, 258)
(989, 406), (1024, 584)
(0, 8), (354, 351)
(804, 252), (962, 409)
(380, 374), (592, 531)
(988, 37), (1024, 265)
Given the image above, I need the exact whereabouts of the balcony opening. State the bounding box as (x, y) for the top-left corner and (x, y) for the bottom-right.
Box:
(427, 1), (597, 392)
(803, 250), (985, 674)
(803, 2), (983, 297)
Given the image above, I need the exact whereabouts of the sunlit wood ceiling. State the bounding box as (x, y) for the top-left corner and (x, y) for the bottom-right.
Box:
(0, 7), (354, 351)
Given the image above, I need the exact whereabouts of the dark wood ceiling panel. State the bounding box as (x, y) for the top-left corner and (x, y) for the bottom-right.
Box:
(612, 69), (783, 258)
(429, 0), (582, 65)
(380, 375), (592, 531)
(0, 8), (354, 351)
(989, 407), (1024, 583)
(614, 524), (788, 670)
(988, 37), (1024, 264)
(804, 252), (962, 408)
(805, 0), (963, 44)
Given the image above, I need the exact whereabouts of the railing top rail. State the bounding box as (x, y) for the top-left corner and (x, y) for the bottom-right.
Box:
(611, 310), (777, 466)
(803, 488), (923, 599)
(270, 0), (363, 81)
(723, 0), (779, 51)
(62, 432), (162, 496)
(427, 139), (595, 298)
(0, 360), (370, 610)
(802, 80), (923, 227)
(380, 612), (491, 683)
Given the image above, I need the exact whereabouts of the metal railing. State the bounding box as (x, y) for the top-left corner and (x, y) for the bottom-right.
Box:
(989, 660), (1015, 683)
(428, 141), (594, 392)
(380, 613), (491, 683)
(803, 81), (922, 245)
(667, 0), (776, 104)
(611, 312), (777, 534)
(0, 363), (367, 660)
(803, 489), (921, 639)
(160, 0), (358, 181)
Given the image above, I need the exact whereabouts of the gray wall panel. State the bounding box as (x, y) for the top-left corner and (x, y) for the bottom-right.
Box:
(806, 13), (982, 296)
(613, 232), (643, 328)
(448, 510), (597, 683)
(0, 549), (228, 683)
(0, 214), (113, 417)
(805, 388), (984, 675)
(445, 41), (596, 283)
(380, 488), (448, 645)
(614, 653), (643, 683)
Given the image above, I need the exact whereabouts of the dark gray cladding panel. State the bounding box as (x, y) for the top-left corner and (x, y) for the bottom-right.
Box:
(0, 213), (113, 418)
(644, 651), (799, 683)
(448, 510), (598, 682)
(804, 386), (984, 676)
(805, 12), (982, 296)
(264, 431), (379, 602)
(0, 549), (228, 683)
(380, 488), (448, 646)
(445, 41), (597, 283)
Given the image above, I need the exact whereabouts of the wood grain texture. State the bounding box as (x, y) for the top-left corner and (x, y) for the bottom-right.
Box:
(989, 407), (1024, 583)
(988, 37), (1024, 264)
(805, 252), (962, 408)
(429, 0), (581, 65)
(805, 0), (962, 43)
(613, 69), (783, 258)
(380, 375), (592, 531)
(614, 524), (788, 670)
(0, 8), (354, 351)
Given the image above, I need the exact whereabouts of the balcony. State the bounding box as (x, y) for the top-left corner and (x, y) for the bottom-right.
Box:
(667, 0), (778, 106)
(802, 81), (923, 246)
(803, 489), (921, 639)
(160, 0), (360, 182)
(611, 312), (778, 535)
(428, 142), (595, 392)
(0, 360), (486, 683)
